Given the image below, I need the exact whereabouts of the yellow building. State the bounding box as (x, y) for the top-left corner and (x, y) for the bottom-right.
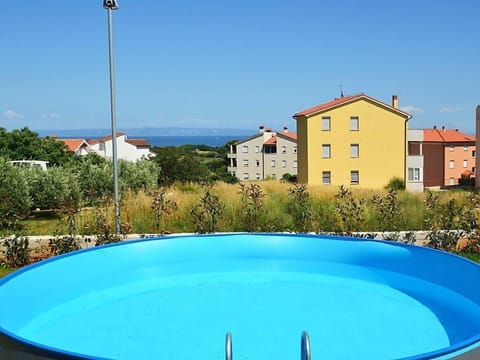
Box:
(293, 93), (411, 188)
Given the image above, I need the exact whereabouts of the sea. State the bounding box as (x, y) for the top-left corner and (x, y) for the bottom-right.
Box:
(135, 135), (239, 147)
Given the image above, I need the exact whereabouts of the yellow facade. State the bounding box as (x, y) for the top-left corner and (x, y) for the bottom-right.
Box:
(294, 95), (411, 188)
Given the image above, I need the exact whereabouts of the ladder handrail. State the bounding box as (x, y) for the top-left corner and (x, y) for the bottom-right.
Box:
(225, 332), (232, 360)
(301, 331), (311, 360)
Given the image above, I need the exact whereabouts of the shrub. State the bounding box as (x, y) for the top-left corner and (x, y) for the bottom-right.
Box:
(2, 236), (30, 268)
(0, 159), (31, 231)
(385, 177), (405, 192)
(190, 185), (223, 234)
(287, 183), (312, 233)
(238, 183), (265, 232)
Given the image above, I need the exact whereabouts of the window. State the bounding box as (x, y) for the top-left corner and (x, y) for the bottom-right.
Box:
(350, 144), (359, 158)
(255, 173), (261, 180)
(463, 160), (468, 168)
(271, 174), (277, 180)
(350, 170), (359, 185)
(464, 145), (468, 151)
(255, 160), (260, 167)
(449, 145), (454, 152)
(99, 142), (105, 151)
(322, 116), (331, 131)
(322, 171), (331, 185)
(449, 160), (455, 169)
(322, 144), (331, 158)
(242, 159), (249, 167)
(473, 167), (476, 174)
(282, 160), (287, 168)
(243, 173), (249, 180)
(242, 145), (248, 153)
(271, 160), (276, 167)
(408, 168), (421, 181)
(449, 177), (455, 185)
(255, 146), (260, 153)
(281, 145), (287, 154)
(293, 160), (298, 168)
(350, 117), (359, 131)
(293, 146), (297, 153)
(473, 150), (476, 158)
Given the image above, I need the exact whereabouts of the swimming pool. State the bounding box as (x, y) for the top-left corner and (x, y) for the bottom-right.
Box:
(1, 233), (480, 359)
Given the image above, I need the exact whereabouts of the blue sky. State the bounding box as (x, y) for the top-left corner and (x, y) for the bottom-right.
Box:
(0, 0), (479, 134)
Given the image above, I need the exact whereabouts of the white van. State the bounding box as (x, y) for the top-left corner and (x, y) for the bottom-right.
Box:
(9, 160), (49, 171)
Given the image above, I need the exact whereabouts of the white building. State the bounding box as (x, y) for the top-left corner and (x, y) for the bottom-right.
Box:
(88, 132), (153, 162)
(228, 126), (297, 181)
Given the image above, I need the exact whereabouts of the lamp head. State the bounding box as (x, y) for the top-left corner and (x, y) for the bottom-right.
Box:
(103, 0), (119, 10)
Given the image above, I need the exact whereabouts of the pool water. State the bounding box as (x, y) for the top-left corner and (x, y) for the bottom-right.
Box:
(14, 261), (480, 359)
(2, 234), (480, 360)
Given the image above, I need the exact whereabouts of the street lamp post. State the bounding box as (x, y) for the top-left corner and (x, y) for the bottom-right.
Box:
(103, 0), (121, 235)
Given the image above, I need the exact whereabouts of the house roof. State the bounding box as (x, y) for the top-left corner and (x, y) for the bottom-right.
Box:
(423, 128), (475, 143)
(278, 131), (297, 141)
(126, 139), (150, 147)
(57, 139), (89, 152)
(293, 93), (411, 119)
(264, 136), (277, 145)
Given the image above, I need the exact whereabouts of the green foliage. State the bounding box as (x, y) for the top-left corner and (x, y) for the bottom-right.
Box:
(287, 183), (312, 233)
(371, 190), (402, 239)
(119, 159), (159, 193)
(69, 154), (113, 206)
(151, 187), (177, 234)
(281, 173), (298, 183)
(2, 236), (30, 268)
(334, 185), (366, 234)
(385, 177), (405, 192)
(238, 183), (265, 231)
(0, 159), (31, 230)
(423, 191), (477, 252)
(154, 147), (209, 185)
(190, 185), (223, 234)
(85, 208), (122, 246)
(0, 127), (74, 166)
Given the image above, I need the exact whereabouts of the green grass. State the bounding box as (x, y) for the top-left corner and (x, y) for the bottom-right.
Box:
(0, 267), (15, 278)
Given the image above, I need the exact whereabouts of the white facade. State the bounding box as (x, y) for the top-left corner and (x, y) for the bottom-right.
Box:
(89, 133), (153, 162)
(407, 129), (424, 192)
(227, 127), (297, 181)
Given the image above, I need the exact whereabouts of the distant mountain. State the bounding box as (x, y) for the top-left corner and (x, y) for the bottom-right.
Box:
(37, 127), (255, 138)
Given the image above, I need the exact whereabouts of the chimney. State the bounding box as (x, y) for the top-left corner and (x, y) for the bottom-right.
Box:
(259, 125), (264, 134)
(433, 125), (437, 129)
(442, 126), (446, 131)
(392, 95), (398, 109)
(266, 128), (272, 133)
(283, 126), (288, 133)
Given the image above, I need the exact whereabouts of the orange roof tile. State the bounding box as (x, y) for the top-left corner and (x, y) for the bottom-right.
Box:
(264, 136), (277, 145)
(423, 128), (475, 143)
(293, 93), (411, 119)
(279, 131), (297, 140)
(57, 139), (87, 152)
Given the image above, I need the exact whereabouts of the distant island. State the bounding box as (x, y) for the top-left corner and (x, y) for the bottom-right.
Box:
(36, 127), (255, 138)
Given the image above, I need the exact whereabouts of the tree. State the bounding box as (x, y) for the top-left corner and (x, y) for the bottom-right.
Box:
(0, 127), (74, 166)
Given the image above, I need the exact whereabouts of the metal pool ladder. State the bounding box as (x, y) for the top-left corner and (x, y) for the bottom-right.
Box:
(224, 331), (311, 360)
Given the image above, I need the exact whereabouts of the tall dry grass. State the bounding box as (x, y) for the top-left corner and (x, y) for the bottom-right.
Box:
(22, 181), (476, 236)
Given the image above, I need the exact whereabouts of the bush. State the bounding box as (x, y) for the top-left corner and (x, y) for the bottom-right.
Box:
(0, 159), (31, 230)
(385, 177), (405, 192)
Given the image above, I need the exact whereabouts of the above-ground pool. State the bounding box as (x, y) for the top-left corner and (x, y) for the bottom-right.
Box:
(1, 233), (480, 359)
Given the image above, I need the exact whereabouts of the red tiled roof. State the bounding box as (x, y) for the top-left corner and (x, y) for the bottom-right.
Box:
(279, 131), (297, 140)
(264, 136), (277, 145)
(424, 128), (475, 143)
(293, 93), (411, 118)
(126, 139), (150, 147)
(57, 139), (87, 152)
(88, 132), (126, 145)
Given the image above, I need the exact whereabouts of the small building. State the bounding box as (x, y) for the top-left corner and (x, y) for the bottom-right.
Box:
(88, 132), (153, 162)
(407, 129), (424, 192)
(227, 126), (297, 181)
(418, 126), (476, 188)
(293, 93), (411, 188)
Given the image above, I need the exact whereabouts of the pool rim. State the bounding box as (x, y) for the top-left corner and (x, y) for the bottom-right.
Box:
(1, 232), (480, 360)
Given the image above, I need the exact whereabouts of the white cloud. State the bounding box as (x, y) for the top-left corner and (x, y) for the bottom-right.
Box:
(41, 112), (61, 119)
(400, 105), (424, 115)
(3, 109), (24, 119)
(439, 107), (463, 113)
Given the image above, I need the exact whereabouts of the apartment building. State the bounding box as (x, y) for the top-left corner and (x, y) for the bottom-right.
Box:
(293, 94), (411, 188)
(419, 126), (475, 187)
(227, 126), (297, 181)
